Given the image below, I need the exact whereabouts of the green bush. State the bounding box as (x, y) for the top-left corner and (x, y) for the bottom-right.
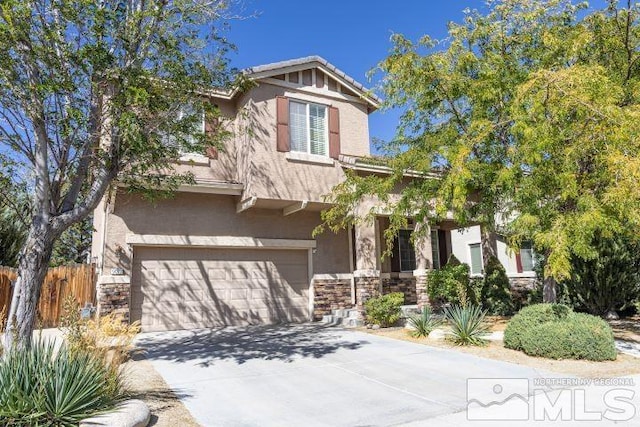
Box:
(407, 306), (441, 337)
(481, 256), (515, 315)
(428, 256), (477, 307)
(0, 340), (124, 426)
(503, 303), (570, 349)
(444, 304), (490, 346)
(564, 234), (640, 317)
(365, 292), (404, 327)
(504, 304), (616, 361)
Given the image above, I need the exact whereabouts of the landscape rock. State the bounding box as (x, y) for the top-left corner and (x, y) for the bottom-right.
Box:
(605, 310), (620, 320)
(80, 399), (150, 427)
(372, 324), (381, 330)
(428, 329), (446, 340)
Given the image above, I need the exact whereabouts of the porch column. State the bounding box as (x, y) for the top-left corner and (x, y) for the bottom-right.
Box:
(413, 222), (433, 309)
(353, 219), (381, 315)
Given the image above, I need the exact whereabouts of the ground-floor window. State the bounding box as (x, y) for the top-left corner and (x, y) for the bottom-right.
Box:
(398, 229), (416, 272)
(518, 242), (535, 273)
(431, 230), (440, 270)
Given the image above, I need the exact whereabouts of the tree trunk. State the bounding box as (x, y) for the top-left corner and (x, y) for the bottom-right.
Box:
(4, 218), (57, 350)
(480, 225), (498, 267)
(543, 276), (557, 303)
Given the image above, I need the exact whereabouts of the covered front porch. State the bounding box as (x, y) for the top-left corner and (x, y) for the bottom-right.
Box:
(312, 214), (458, 321)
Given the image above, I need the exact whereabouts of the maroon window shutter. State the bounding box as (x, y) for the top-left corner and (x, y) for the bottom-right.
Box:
(276, 96), (290, 152)
(515, 251), (523, 273)
(328, 106), (340, 159)
(204, 116), (219, 159)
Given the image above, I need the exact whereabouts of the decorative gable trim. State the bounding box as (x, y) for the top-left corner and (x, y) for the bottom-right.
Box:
(245, 56), (380, 110)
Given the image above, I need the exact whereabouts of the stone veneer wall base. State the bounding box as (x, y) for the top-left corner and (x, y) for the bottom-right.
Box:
(381, 277), (418, 305)
(313, 278), (353, 320)
(97, 276), (131, 322)
(354, 276), (381, 317)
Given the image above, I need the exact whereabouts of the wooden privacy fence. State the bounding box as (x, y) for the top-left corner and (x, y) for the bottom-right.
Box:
(0, 264), (96, 329)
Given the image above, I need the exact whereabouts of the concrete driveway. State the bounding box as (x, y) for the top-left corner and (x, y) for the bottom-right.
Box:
(135, 325), (640, 426)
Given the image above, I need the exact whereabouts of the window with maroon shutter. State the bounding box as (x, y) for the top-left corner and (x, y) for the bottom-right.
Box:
(276, 96), (290, 152)
(204, 115), (219, 159)
(328, 106), (340, 159)
(515, 251), (523, 273)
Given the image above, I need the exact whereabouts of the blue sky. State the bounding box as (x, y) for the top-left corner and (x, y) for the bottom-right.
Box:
(224, 1), (490, 148)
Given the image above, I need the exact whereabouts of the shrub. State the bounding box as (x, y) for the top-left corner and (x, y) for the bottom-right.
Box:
(503, 303), (570, 349)
(444, 304), (489, 346)
(60, 295), (140, 368)
(0, 340), (124, 426)
(563, 234), (640, 317)
(481, 256), (515, 315)
(504, 304), (616, 361)
(365, 292), (404, 327)
(407, 306), (441, 338)
(428, 258), (476, 307)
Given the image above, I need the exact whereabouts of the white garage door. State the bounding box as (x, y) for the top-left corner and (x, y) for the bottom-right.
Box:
(131, 247), (310, 332)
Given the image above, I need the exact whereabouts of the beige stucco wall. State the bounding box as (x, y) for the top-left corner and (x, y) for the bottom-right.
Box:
(233, 82), (370, 202)
(101, 191), (350, 276)
(169, 80), (372, 204)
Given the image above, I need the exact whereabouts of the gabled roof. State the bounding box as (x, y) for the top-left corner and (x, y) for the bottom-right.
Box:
(243, 56), (381, 109)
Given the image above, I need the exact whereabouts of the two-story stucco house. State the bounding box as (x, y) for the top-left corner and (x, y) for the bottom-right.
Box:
(91, 56), (533, 332)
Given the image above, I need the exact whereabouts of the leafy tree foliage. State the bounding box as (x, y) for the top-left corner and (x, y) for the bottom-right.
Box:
(322, 0), (583, 263)
(321, 0), (640, 286)
(0, 0), (239, 348)
(50, 217), (93, 266)
(507, 1), (640, 279)
(0, 180), (29, 267)
(0, 206), (27, 267)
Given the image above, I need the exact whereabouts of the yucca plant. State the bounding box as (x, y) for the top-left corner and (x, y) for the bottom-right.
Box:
(0, 340), (124, 426)
(444, 304), (490, 346)
(407, 306), (441, 338)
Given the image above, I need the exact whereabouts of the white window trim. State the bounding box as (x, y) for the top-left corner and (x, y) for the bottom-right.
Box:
(285, 151), (334, 166)
(289, 100), (329, 157)
(468, 241), (483, 276)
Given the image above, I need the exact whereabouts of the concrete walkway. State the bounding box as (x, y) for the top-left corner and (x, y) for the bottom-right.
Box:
(134, 324), (640, 426)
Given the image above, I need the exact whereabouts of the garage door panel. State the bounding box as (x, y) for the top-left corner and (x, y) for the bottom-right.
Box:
(131, 247), (310, 332)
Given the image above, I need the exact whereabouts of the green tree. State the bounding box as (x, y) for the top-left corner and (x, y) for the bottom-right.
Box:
(50, 216), (93, 266)
(0, 179), (29, 267)
(0, 0), (238, 349)
(321, 0), (640, 302)
(321, 0), (581, 273)
(507, 1), (640, 282)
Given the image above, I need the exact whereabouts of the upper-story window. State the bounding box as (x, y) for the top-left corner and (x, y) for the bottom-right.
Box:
(178, 104), (205, 146)
(162, 103), (205, 149)
(289, 100), (328, 156)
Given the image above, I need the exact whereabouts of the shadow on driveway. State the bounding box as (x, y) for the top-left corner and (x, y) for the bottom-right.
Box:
(135, 323), (369, 366)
